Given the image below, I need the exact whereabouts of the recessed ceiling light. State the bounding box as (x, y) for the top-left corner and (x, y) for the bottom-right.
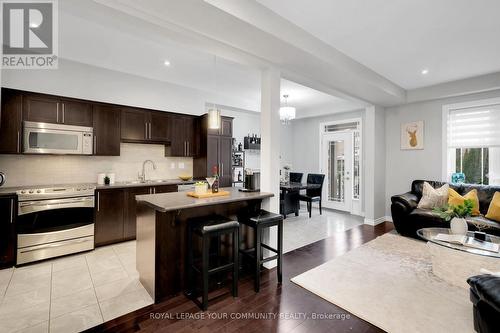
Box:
(163, 60), (171, 67)
(421, 69), (429, 75)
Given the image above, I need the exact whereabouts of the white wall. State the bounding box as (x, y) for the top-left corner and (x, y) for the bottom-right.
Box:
(2, 59), (257, 115)
(0, 143), (192, 187)
(385, 89), (500, 216)
(220, 107), (261, 170)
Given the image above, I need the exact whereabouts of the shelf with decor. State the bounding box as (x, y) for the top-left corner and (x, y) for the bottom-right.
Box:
(232, 149), (245, 186)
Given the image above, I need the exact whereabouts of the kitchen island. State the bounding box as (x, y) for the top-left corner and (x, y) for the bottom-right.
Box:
(135, 187), (274, 302)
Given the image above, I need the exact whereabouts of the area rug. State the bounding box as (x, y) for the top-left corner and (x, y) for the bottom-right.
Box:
(291, 233), (473, 333)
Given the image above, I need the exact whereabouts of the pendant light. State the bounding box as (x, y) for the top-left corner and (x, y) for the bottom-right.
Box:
(280, 94), (296, 125)
(208, 56), (221, 129)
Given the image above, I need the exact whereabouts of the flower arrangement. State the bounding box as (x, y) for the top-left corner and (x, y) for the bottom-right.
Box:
(433, 199), (474, 221)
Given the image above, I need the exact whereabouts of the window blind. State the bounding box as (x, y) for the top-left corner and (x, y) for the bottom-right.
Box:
(448, 104), (500, 148)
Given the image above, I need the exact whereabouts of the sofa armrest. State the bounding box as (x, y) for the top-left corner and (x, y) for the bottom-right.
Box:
(391, 192), (419, 211)
(467, 275), (500, 313)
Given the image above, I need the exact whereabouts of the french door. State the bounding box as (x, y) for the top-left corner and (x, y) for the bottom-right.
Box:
(321, 132), (353, 212)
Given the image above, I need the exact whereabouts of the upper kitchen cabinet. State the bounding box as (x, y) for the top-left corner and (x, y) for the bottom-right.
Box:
(59, 99), (93, 127)
(121, 108), (149, 142)
(0, 88), (23, 154)
(149, 111), (171, 142)
(93, 104), (121, 156)
(207, 115), (233, 137)
(168, 115), (197, 157)
(23, 92), (92, 127)
(121, 108), (172, 144)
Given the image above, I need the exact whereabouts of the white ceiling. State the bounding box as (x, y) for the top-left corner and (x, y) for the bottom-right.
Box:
(256, 0), (500, 89)
(280, 80), (365, 118)
(55, 0), (363, 117)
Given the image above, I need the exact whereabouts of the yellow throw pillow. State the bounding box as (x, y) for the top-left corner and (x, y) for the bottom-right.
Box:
(448, 188), (481, 216)
(485, 192), (500, 222)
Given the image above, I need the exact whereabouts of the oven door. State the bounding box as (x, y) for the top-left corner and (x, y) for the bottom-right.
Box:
(23, 122), (88, 154)
(17, 197), (95, 264)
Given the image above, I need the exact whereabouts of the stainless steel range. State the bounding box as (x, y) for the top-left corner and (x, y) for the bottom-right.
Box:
(16, 184), (95, 265)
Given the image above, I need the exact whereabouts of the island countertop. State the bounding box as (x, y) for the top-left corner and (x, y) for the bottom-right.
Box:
(136, 187), (274, 212)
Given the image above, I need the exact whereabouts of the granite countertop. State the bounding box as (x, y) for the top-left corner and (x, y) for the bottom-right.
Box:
(136, 187), (274, 212)
(0, 179), (196, 196)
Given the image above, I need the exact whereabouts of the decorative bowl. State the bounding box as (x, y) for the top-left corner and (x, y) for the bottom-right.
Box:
(179, 175), (192, 181)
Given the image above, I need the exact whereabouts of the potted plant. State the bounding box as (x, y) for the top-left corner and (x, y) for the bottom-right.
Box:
(433, 199), (473, 235)
(194, 181), (208, 195)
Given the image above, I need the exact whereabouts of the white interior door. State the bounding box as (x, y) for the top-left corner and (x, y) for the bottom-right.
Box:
(321, 132), (353, 212)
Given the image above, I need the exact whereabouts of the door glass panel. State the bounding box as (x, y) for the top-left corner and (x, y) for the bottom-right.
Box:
(353, 131), (360, 199)
(328, 140), (345, 202)
(29, 132), (79, 150)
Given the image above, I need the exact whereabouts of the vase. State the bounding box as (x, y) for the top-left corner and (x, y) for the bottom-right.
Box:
(450, 217), (468, 235)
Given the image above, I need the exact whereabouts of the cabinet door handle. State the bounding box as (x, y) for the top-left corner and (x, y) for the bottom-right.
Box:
(93, 135), (97, 154)
(17, 130), (21, 153)
(62, 103), (65, 123)
(186, 141), (189, 156)
(10, 199), (14, 223)
(56, 103), (59, 123)
(96, 192), (100, 211)
(153, 187), (156, 194)
(149, 123), (152, 139)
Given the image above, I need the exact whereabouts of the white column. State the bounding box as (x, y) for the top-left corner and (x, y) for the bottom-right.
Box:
(364, 105), (386, 225)
(260, 68), (281, 268)
(260, 68), (281, 212)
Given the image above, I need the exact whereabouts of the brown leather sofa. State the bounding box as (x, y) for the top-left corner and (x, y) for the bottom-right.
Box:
(391, 180), (500, 238)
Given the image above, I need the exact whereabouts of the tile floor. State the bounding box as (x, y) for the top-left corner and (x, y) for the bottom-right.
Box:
(0, 241), (153, 333)
(283, 205), (364, 253)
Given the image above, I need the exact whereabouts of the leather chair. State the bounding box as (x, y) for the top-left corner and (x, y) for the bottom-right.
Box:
(467, 274), (500, 333)
(391, 180), (500, 238)
(299, 174), (325, 218)
(289, 172), (303, 183)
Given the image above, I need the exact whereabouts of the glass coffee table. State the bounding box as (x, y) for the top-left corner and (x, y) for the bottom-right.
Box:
(417, 227), (500, 258)
(417, 227), (500, 288)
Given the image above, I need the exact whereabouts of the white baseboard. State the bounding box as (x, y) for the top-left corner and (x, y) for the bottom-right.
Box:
(385, 215), (393, 222)
(364, 216), (387, 226)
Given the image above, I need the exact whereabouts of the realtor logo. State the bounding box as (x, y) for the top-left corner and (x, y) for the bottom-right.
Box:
(2, 0), (58, 69)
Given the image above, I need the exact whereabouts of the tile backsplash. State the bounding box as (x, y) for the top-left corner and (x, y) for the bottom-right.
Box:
(0, 143), (193, 187)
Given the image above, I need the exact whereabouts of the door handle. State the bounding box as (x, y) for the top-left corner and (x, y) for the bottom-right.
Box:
(93, 135), (97, 154)
(186, 141), (190, 156)
(10, 199), (14, 223)
(62, 103), (65, 123)
(56, 103), (59, 123)
(145, 123), (148, 139)
(149, 123), (152, 139)
(97, 192), (100, 211)
(17, 130), (21, 153)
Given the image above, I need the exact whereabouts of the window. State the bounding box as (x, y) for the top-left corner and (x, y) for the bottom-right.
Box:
(447, 103), (500, 185)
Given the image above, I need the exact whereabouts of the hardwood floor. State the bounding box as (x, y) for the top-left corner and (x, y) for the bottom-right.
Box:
(86, 222), (394, 333)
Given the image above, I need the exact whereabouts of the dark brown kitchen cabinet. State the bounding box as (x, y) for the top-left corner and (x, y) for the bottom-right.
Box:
(0, 195), (16, 268)
(95, 188), (125, 246)
(0, 89), (23, 154)
(23, 93), (92, 126)
(121, 108), (149, 142)
(96, 184), (178, 246)
(168, 115), (196, 157)
(59, 99), (93, 127)
(194, 114), (233, 187)
(150, 112), (171, 142)
(93, 105), (121, 156)
(23, 93), (59, 123)
(221, 117), (233, 137)
(124, 187), (150, 240)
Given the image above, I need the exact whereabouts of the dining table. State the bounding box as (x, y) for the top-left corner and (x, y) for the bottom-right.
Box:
(280, 182), (321, 218)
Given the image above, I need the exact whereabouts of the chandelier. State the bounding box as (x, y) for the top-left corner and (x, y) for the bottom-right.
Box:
(280, 94), (296, 125)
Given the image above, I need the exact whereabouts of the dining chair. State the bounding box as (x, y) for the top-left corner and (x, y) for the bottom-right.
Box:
(289, 172), (303, 183)
(299, 174), (325, 218)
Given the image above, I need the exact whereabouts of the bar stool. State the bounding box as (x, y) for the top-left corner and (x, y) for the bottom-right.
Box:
(239, 210), (283, 292)
(186, 215), (239, 311)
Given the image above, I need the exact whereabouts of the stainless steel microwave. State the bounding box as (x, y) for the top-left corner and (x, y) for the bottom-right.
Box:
(23, 121), (93, 155)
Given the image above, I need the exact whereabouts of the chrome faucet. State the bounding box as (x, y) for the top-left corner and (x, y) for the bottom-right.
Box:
(138, 160), (156, 182)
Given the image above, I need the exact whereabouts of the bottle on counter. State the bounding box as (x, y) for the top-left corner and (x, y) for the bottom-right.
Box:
(238, 142), (242, 151)
(212, 165), (219, 193)
(237, 171), (242, 182)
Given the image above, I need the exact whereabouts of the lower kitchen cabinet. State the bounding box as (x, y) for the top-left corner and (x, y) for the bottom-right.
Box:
(95, 188), (125, 246)
(124, 187), (151, 240)
(95, 184), (178, 246)
(0, 195), (17, 268)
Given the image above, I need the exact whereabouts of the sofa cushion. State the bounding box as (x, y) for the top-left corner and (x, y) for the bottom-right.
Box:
(448, 188), (481, 216)
(417, 182), (449, 209)
(485, 192), (500, 223)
